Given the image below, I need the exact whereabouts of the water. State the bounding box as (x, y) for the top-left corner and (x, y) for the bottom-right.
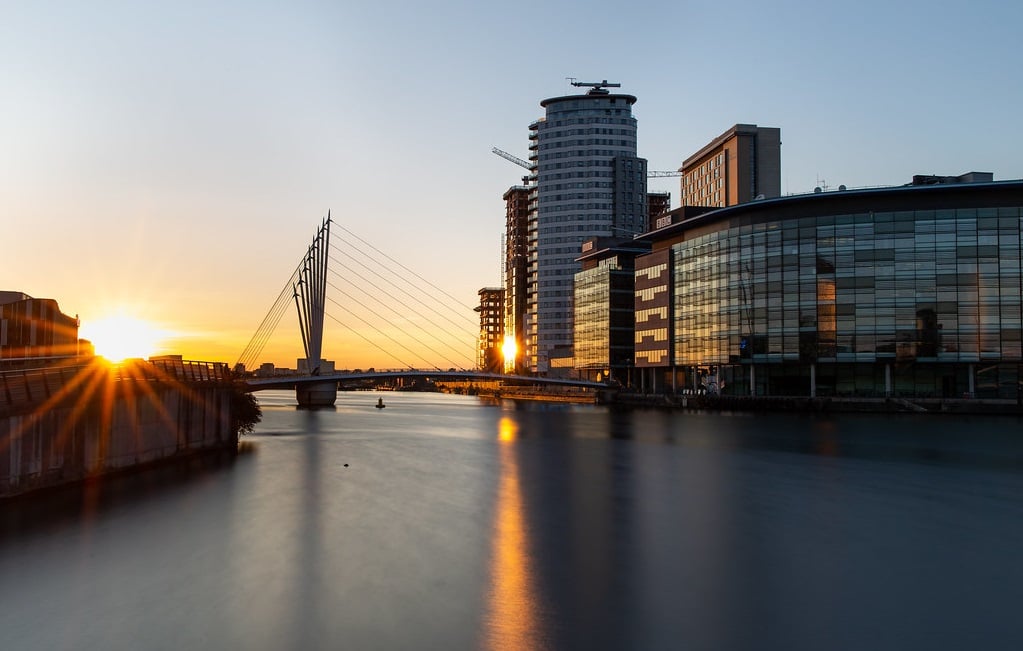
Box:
(2, 391), (1023, 650)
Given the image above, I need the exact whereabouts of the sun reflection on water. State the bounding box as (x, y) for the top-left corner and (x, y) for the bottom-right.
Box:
(483, 416), (544, 650)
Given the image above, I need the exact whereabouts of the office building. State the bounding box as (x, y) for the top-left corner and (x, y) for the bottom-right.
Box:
(628, 177), (1023, 398)
(525, 81), (647, 373)
(680, 124), (780, 208)
(573, 238), (649, 383)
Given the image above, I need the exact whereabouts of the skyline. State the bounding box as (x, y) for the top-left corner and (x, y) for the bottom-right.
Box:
(4, 1), (1022, 369)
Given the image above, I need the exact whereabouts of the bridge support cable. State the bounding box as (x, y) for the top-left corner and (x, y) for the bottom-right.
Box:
(236, 264), (303, 371)
(331, 243), (478, 333)
(327, 264), (476, 362)
(325, 291), (465, 370)
(330, 259), (478, 355)
(322, 312), (418, 370)
(327, 247), (476, 365)
(325, 228), (481, 369)
(335, 225), (478, 323)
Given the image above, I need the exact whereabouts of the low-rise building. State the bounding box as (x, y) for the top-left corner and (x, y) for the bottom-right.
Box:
(0, 292), (80, 364)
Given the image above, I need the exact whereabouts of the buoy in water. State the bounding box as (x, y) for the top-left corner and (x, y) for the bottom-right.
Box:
(376, 397), (386, 409)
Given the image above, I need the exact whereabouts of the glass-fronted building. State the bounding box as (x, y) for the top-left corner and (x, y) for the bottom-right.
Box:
(632, 181), (1023, 399)
(574, 239), (649, 384)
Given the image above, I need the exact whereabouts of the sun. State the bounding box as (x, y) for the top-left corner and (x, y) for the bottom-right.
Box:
(80, 313), (166, 363)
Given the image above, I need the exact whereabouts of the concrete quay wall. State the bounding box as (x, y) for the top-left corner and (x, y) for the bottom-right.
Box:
(0, 362), (239, 498)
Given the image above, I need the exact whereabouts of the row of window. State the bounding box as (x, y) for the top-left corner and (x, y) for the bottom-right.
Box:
(545, 127), (634, 137)
(544, 181), (616, 191)
(540, 159), (630, 171)
(540, 139), (635, 150)
(542, 117), (634, 126)
(669, 208), (1023, 365)
(636, 263), (667, 280)
(636, 306), (668, 323)
(539, 150), (637, 162)
(635, 327), (668, 342)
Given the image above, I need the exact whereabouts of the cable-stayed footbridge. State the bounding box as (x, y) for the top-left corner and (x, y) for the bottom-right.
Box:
(237, 216), (605, 405)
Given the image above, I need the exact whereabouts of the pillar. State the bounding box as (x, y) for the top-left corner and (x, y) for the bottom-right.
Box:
(297, 380), (338, 407)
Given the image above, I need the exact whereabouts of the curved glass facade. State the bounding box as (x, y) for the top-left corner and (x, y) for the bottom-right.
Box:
(657, 190), (1023, 398)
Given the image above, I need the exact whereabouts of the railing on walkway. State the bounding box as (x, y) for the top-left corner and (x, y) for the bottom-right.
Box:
(0, 358), (233, 412)
(146, 358), (232, 383)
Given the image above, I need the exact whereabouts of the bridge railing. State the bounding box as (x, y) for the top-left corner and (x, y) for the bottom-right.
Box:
(0, 358), (233, 413)
(146, 358), (232, 383)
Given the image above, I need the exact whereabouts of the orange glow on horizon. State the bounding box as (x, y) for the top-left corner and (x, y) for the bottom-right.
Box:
(80, 313), (170, 363)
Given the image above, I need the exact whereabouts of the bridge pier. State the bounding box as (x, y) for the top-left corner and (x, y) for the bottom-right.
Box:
(296, 380), (338, 408)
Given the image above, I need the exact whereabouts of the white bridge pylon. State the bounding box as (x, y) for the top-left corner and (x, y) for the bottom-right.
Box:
(294, 216), (337, 407)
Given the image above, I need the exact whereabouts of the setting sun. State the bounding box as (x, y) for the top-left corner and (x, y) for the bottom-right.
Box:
(80, 314), (166, 363)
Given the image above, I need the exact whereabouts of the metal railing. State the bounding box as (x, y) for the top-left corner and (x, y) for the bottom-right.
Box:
(0, 358), (233, 412)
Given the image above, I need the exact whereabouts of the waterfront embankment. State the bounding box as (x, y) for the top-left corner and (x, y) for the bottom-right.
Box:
(0, 358), (249, 498)
(614, 391), (1023, 415)
(447, 379), (1023, 414)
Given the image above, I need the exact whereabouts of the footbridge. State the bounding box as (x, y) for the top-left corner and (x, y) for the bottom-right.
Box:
(236, 216), (610, 405)
(245, 369), (606, 392)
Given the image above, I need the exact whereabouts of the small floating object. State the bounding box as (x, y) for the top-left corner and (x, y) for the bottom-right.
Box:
(376, 397), (386, 409)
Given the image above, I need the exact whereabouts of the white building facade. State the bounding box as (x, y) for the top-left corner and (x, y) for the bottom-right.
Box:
(525, 86), (647, 373)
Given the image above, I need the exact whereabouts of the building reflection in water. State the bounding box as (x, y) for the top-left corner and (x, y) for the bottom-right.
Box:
(482, 416), (544, 650)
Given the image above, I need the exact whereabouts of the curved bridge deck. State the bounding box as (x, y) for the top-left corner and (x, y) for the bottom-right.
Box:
(244, 370), (607, 392)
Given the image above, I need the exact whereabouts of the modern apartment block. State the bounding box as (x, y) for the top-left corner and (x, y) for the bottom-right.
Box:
(475, 287), (505, 373)
(502, 186), (530, 373)
(680, 124), (780, 208)
(525, 82), (647, 373)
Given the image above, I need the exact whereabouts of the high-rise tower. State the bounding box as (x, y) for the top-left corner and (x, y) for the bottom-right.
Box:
(502, 185), (530, 373)
(525, 81), (646, 373)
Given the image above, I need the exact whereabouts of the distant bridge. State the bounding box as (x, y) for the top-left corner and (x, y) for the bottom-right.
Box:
(244, 370), (606, 392)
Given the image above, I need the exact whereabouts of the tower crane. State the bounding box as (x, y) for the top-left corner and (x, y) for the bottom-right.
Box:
(491, 147), (530, 170)
(491, 147), (681, 178)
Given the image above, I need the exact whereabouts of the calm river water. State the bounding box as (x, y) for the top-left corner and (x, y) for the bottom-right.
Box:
(2, 390), (1023, 650)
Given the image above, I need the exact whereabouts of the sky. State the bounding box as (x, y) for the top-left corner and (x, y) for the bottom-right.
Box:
(3, 0), (1022, 369)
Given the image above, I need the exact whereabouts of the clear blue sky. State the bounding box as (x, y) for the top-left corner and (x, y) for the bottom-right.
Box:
(3, 0), (1021, 367)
